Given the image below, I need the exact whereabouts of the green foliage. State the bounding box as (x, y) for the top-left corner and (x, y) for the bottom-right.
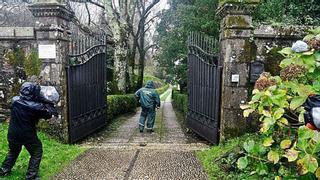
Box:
(4, 48), (42, 77)
(156, 84), (170, 95)
(0, 123), (85, 179)
(4, 48), (26, 68)
(239, 28), (320, 178)
(143, 75), (165, 88)
(24, 50), (42, 76)
(197, 133), (257, 179)
(107, 94), (138, 120)
(172, 90), (188, 116)
(156, 0), (220, 89)
(253, 0), (320, 25)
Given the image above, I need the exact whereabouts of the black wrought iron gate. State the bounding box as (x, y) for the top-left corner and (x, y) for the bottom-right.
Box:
(187, 32), (222, 144)
(67, 35), (107, 143)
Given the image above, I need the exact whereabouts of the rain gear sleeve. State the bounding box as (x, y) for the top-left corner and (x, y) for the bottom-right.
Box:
(135, 80), (160, 109)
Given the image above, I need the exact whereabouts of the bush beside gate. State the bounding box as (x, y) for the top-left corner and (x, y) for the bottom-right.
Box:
(106, 84), (170, 120)
(172, 90), (188, 117)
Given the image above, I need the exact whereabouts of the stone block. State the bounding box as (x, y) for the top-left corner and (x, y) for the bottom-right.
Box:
(222, 62), (249, 87)
(222, 29), (252, 39)
(220, 108), (247, 140)
(221, 87), (248, 109)
(15, 27), (35, 37)
(0, 27), (14, 37)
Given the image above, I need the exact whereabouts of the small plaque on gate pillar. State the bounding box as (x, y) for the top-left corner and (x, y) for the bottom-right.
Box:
(231, 74), (240, 83)
(39, 44), (56, 59)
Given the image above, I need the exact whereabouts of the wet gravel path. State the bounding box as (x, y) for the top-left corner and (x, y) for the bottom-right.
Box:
(54, 89), (209, 180)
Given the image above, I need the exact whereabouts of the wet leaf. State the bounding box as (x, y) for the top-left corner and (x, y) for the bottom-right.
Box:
(297, 154), (318, 175)
(280, 139), (291, 149)
(278, 47), (293, 56)
(316, 168), (320, 178)
(278, 118), (289, 126)
(267, 150), (280, 164)
(290, 96), (307, 110)
(262, 110), (272, 117)
(283, 149), (299, 162)
(240, 104), (250, 110)
(244, 140), (255, 153)
(237, 156), (248, 170)
(256, 163), (268, 175)
(243, 109), (255, 117)
(273, 108), (284, 120)
(263, 137), (274, 147)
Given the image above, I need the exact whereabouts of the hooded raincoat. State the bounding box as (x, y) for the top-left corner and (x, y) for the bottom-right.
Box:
(135, 81), (160, 131)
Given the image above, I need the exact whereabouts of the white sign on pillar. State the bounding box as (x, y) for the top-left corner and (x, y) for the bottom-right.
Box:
(38, 44), (56, 59)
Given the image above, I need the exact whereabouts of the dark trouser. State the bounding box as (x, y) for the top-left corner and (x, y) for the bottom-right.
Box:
(1, 139), (43, 180)
(139, 107), (156, 131)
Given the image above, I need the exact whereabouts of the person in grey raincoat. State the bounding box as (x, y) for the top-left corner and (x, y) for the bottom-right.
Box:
(0, 82), (58, 180)
(135, 80), (160, 133)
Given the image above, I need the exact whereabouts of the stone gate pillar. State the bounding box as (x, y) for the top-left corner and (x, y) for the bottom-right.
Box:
(29, 1), (73, 142)
(217, 2), (259, 141)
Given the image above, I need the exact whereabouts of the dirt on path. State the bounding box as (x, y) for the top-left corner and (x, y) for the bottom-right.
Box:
(54, 89), (209, 180)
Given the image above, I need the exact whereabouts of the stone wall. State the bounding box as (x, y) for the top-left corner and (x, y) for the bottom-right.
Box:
(218, 3), (309, 141)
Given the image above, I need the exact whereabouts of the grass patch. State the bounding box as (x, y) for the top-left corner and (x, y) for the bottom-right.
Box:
(197, 133), (256, 180)
(0, 123), (86, 180)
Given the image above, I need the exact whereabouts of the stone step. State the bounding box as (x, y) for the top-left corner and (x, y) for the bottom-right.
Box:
(82, 142), (210, 151)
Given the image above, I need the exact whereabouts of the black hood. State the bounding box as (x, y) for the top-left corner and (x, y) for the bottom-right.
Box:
(20, 82), (40, 101)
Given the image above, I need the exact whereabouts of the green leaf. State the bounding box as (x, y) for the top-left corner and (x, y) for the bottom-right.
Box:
(237, 156), (248, 170)
(316, 168), (320, 178)
(290, 96), (307, 110)
(273, 108), (284, 120)
(280, 139), (291, 149)
(262, 110), (272, 117)
(297, 154), (318, 175)
(303, 34), (315, 41)
(283, 149), (299, 162)
(267, 150), (280, 164)
(302, 51), (314, 56)
(299, 112), (305, 123)
(280, 58), (293, 68)
(251, 93), (262, 102)
(278, 47), (293, 56)
(263, 137), (274, 147)
(256, 163), (268, 175)
(278, 117), (289, 126)
(243, 140), (255, 153)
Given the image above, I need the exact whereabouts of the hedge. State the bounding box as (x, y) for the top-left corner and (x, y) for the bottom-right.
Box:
(172, 90), (188, 116)
(106, 94), (137, 120)
(156, 84), (169, 95)
(106, 84), (170, 120)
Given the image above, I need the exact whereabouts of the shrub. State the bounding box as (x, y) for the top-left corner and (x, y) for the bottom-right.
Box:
(172, 90), (188, 116)
(156, 84), (169, 95)
(106, 94), (138, 120)
(238, 27), (320, 179)
(106, 84), (169, 120)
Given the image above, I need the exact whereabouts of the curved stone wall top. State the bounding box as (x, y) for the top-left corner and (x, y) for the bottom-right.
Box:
(0, 2), (35, 27)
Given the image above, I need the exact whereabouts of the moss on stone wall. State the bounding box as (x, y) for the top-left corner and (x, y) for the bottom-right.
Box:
(226, 16), (250, 28)
(219, 0), (260, 7)
(239, 39), (257, 63)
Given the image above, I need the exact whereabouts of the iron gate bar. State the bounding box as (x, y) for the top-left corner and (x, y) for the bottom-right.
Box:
(67, 40), (107, 143)
(187, 32), (222, 144)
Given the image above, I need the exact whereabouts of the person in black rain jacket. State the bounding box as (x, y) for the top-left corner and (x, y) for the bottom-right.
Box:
(0, 82), (57, 180)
